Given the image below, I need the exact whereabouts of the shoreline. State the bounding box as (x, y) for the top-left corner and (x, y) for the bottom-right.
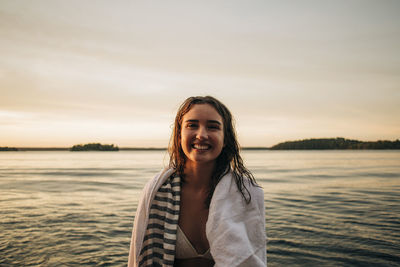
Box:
(2, 147), (400, 151)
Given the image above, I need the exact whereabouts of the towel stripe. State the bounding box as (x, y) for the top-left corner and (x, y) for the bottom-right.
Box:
(146, 224), (178, 234)
(149, 204), (180, 215)
(143, 233), (175, 244)
(154, 195), (180, 206)
(138, 175), (181, 267)
(158, 187), (180, 196)
(140, 243), (175, 255)
(148, 214), (179, 225)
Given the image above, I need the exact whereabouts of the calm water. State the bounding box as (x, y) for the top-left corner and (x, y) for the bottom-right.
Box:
(0, 150), (399, 266)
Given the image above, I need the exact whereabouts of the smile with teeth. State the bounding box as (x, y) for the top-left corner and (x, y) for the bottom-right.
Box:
(192, 144), (211, 150)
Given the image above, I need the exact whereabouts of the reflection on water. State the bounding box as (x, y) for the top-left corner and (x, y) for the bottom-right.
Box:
(0, 150), (399, 266)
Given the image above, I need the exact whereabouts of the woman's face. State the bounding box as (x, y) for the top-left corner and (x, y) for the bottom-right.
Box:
(180, 104), (224, 166)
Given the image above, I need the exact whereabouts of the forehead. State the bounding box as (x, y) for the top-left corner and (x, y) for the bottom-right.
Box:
(182, 104), (223, 123)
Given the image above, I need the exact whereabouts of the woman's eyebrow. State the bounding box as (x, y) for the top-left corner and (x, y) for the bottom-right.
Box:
(184, 119), (221, 125)
(207, 120), (221, 125)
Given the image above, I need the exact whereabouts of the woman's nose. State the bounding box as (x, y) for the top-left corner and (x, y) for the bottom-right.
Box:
(196, 126), (208, 140)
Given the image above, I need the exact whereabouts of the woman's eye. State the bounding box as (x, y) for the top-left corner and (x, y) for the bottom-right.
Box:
(187, 123), (197, 128)
(208, 125), (220, 130)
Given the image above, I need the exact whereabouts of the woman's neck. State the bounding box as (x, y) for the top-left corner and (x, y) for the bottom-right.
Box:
(183, 161), (215, 191)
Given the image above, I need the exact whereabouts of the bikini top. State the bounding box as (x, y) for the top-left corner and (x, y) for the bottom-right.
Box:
(175, 225), (213, 260)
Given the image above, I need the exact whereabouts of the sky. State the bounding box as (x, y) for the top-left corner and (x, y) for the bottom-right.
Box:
(1, 0), (399, 147)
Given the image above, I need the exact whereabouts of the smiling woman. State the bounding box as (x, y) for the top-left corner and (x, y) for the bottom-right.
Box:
(180, 104), (225, 166)
(128, 96), (267, 267)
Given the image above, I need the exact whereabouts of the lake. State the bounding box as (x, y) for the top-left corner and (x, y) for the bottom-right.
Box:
(0, 150), (399, 266)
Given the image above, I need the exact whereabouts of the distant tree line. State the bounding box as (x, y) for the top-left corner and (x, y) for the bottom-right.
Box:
(0, 147), (18, 151)
(70, 143), (119, 151)
(270, 138), (400, 150)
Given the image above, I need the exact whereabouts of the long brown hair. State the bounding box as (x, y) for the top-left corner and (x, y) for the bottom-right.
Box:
(168, 96), (258, 207)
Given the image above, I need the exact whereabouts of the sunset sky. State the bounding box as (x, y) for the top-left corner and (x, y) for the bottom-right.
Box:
(1, 0), (399, 147)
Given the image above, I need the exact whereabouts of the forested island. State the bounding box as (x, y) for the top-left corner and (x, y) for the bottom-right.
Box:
(270, 137), (400, 150)
(70, 143), (119, 151)
(0, 147), (18, 151)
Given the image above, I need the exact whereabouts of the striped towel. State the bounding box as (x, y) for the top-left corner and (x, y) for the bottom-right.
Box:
(138, 175), (181, 267)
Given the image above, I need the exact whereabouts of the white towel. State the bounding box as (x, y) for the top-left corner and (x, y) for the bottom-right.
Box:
(207, 171), (267, 266)
(128, 168), (267, 267)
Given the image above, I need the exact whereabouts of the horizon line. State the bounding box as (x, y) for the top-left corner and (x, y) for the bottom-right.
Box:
(0, 146), (271, 151)
(1, 137), (399, 151)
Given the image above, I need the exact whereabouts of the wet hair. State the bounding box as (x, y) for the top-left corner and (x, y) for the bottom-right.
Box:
(168, 95), (258, 207)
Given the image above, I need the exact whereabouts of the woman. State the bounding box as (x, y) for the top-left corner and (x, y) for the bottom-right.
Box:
(128, 96), (266, 267)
